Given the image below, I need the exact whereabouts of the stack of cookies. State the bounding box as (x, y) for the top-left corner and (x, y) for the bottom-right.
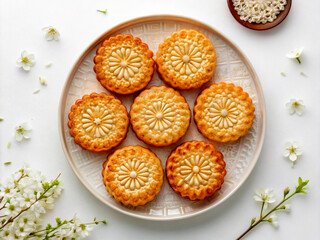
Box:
(67, 29), (255, 206)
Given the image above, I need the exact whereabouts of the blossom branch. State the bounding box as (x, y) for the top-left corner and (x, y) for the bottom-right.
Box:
(0, 173), (61, 230)
(27, 217), (106, 239)
(0, 165), (105, 238)
(237, 177), (309, 240)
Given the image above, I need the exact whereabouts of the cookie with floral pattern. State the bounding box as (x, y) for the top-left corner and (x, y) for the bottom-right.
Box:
(194, 82), (255, 143)
(102, 145), (164, 206)
(156, 29), (216, 90)
(129, 85), (191, 147)
(68, 92), (129, 153)
(166, 141), (226, 201)
(94, 34), (154, 94)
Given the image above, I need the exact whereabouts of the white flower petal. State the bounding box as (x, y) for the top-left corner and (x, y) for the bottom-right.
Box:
(15, 132), (23, 142)
(16, 60), (23, 67)
(292, 142), (298, 148)
(297, 99), (304, 105)
(288, 107), (295, 114)
(22, 65), (31, 71)
(298, 47), (304, 55)
(28, 54), (35, 61)
(53, 32), (60, 40)
(42, 26), (50, 31)
(283, 149), (290, 157)
(289, 153), (297, 161)
(21, 50), (28, 58)
(295, 148), (303, 156)
(296, 107), (304, 116)
(46, 34), (54, 41)
(21, 122), (32, 130)
(23, 133), (31, 139)
(253, 195), (262, 202)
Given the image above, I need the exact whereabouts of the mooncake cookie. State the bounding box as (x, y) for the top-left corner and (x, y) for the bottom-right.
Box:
(194, 82), (255, 143)
(166, 141), (226, 201)
(102, 145), (164, 206)
(156, 29), (216, 90)
(94, 34), (154, 94)
(129, 86), (191, 147)
(68, 92), (129, 152)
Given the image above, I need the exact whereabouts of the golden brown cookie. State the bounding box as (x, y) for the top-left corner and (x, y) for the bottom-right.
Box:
(194, 82), (255, 143)
(129, 86), (191, 147)
(166, 141), (226, 201)
(102, 145), (164, 206)
(94, 34), (154, 95)
(68, 92), (129, 153)
(156, 29), (216, 90)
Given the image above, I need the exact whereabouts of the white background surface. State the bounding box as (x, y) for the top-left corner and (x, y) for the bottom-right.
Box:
(0, 1), (319, 239)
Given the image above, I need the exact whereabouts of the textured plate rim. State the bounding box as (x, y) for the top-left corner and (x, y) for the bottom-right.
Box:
(58, 14), (266, 221)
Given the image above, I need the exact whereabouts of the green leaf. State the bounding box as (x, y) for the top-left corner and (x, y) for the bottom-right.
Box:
(97, 9), (107, 14)
(52, 179), (60, 186)
(42, 182), (50, 190)
(46, 223), (52, 230)
(80, 223), (86, 230)
(56, 218), (62, 225)
(250, 218), (256, 226)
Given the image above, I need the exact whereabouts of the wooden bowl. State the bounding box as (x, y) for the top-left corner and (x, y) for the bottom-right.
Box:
(227, 0), (292, 30)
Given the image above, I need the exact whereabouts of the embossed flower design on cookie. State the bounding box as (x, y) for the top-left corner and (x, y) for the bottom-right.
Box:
(109, 47), (142, 80)
(118, 159), (149, 190)
(81, 106), (114, 138)
(207, 97), (239, 129)
(145, 101), (174, 131)
(179, 155), (212, 186)
(171, 43), (202, 75)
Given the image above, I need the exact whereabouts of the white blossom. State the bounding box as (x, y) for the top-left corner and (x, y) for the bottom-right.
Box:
(286, 47), (304, 64)
(40, 196), (55, 209)
(253, 188), (276, 204)
(286, 99), (305, 116)
(0, 165), (101, 239)
(284, 204), (291, 211)
(78, 223), (94, 238)
(42, 26), (60, 41)
(4, 199), (22, 217)
(14, 122), (32, 142)
(16, 50), (35, 71)
(267, 212), (279, 227)
(0, 228), (15, 239)
(12, 220), (34, 238)
(283, 141), (302, 162)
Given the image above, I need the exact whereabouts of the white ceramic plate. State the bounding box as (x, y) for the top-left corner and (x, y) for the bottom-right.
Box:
(59, 15), (266, 221)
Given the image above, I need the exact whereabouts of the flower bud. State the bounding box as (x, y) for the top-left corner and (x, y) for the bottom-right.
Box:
(250, 217), (256, 226)
(283, 187), (290, 197)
